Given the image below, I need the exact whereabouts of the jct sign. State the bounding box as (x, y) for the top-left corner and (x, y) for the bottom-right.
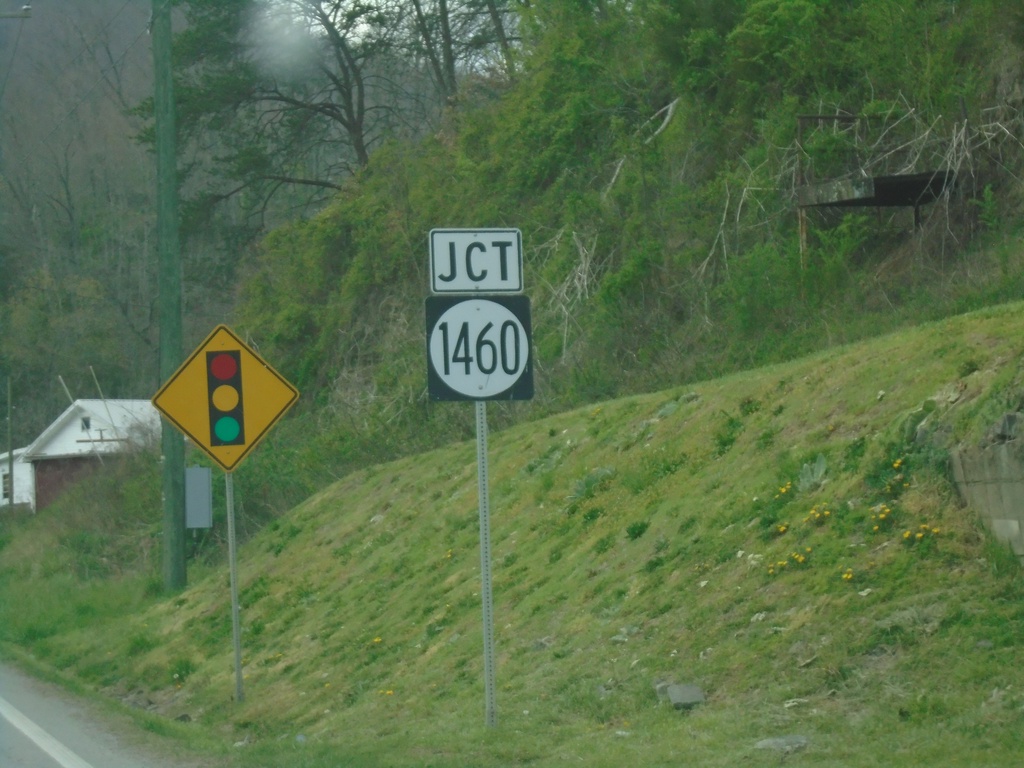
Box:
(430, 228), (523, 294)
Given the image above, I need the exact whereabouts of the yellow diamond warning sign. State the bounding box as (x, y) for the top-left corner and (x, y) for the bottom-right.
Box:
(152, 325), (299, 472)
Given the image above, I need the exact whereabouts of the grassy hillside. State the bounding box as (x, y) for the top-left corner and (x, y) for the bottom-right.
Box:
(4, 303), (1024, 766)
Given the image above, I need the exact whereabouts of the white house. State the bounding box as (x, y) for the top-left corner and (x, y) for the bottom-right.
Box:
(0, 447), (34, 509)
(20, 399), (161, 511)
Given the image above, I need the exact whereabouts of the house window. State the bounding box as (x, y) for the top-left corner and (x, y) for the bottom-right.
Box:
(81, 417), (91, 431)
(2, 472), (10, 501)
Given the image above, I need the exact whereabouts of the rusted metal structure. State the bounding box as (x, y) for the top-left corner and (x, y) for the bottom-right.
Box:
(795, 113), (957, 254)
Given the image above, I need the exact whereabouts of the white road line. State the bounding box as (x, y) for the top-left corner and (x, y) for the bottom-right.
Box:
(0, 693), (96, 768)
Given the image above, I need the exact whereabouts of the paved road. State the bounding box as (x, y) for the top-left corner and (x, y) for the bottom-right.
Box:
(0, 662), (215, 768)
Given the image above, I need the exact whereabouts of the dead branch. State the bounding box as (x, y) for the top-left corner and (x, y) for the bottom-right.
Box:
(603, 97), (681, 201)
(695, 183), (730, 285)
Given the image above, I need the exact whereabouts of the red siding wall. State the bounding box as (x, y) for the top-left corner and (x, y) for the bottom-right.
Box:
(32, 457), (101, 511)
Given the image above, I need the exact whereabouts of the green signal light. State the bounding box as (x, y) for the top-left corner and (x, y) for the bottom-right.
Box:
(214, 416), (241, 442)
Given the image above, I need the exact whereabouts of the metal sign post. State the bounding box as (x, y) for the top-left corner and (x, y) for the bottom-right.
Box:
(475, 401), (497, 727)
(226, 472), (244, 702)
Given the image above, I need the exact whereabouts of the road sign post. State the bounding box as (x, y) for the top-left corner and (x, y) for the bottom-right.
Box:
(153, 324), (298, 703)
(474, 400), (497, 727)
(425, 228), (532, 728)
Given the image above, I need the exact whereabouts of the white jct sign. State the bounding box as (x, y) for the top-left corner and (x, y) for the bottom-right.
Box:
(426, 296), (533, 401)
(430, 228), (523, 293)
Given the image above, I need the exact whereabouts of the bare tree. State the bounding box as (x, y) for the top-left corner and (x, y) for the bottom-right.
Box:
(0, 2), (170, 436)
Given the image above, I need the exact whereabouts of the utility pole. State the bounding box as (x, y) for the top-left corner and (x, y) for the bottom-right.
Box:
(0, 3), (31, 141)
(2, 9), (30, 513)
(152, 0), (186, 591)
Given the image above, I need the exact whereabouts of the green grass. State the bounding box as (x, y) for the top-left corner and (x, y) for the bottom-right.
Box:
(4, 303), (1024, 766)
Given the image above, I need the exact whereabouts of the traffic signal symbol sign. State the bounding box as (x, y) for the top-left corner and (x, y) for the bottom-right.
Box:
(153, 325), (299, 472)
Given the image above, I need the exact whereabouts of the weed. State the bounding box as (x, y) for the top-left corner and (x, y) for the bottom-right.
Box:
(869, 502), (896, 533)
(625, 521), (650, 540)
(714, 411), (745, 456)
(756, 428), (778, 449)
(530, 470), (556, 502)
(958, 358), (980, 377)
(974, 183), (999, 231)
(864, 451), (910, 500)
(525, 444), (563, 474)
(802, 503), (832, 526)
(621, 451), (686, 494)
(902, 523), (941, 550)
(569, 467), (616, 502)
(842, 436), (867, 471)
(171, 657), (195, 685)
(126, 633), (157, 657)
(582, 507), (604, 523)
(739, 396), (762, 416)
(643, 555), (665, 572)
(267, 522), (302, 556)
(796, 453), (827, 492)
(241, 575), (271, 608)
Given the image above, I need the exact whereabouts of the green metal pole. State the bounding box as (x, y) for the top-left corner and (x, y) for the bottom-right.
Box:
(152, 0), (186, 591)
(7, 377), (13, 512)
(2, 7), (31, 515)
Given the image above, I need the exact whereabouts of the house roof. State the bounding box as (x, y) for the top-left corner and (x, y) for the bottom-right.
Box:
(0, 447), (29, 463)
(23, 399), (161, 461)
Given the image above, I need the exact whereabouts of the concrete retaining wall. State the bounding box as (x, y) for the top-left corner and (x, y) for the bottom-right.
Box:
(950, 414), (1024, 563)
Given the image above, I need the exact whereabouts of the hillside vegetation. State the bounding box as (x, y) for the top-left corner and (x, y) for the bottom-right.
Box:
(6, 1), (1024, 526)
(221, 0), (1024, 519)
(3, 303), (1024, 766)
